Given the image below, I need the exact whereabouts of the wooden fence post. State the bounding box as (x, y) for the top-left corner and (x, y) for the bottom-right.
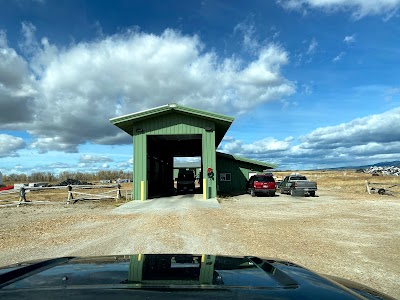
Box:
(365, 181), (371, 194)
(19, 187), (27, 202)
(67, 185), (73, 204)
(116, 184), (122, 201)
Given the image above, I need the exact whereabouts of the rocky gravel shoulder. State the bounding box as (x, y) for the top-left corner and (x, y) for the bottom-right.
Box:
(0, 191), (399, 298)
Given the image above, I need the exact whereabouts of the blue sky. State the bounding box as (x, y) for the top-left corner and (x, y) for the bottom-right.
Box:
(1, 0), (400, 174)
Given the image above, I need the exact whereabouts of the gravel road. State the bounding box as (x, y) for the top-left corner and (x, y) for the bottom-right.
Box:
(0, 190), (399, 298)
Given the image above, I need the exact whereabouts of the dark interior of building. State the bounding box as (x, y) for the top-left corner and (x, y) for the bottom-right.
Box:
(146, 134), (202, 198)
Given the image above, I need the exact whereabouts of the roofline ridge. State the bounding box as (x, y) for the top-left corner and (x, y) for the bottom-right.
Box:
(109, 104), (171, 122)
(216, 151), (277, 168)
(110, 103), (234, 124)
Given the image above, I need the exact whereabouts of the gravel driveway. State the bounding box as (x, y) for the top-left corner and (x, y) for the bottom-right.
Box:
(0, 190), (399, 298)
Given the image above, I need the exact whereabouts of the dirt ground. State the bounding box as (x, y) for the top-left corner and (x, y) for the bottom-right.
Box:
(0, 186), (399, 298)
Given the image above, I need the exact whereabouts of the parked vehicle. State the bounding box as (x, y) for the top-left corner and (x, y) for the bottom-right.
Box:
(280, 173), (317, 196)
(274, 176), (283, 189)
(0, 254), (395, 300)
(247, 174), (276, 197)
(176, 169), (195, 193)
(0, 185), (13, 192)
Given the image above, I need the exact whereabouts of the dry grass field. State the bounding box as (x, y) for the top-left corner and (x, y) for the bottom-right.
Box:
(0, 182), (133, 205)
(0, 170), (399, 297)
(2, 170), (399, 204)
(274, 170), (400, 200)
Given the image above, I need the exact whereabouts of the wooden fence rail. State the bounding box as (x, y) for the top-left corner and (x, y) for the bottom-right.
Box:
(365, 181), (399, 195)
(0, 184), (132, 207)
(67, 186), (124, 204)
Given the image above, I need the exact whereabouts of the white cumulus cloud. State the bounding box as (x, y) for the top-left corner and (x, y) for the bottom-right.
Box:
(221, 107), (400, 169)
(221, 137), (294, 155)
(0, 134), (26, 157)
(299, 107), (400, 148)
(332, 51), (345, 62)
(343, 35), (356, 43)
(277, 0), (400, 19)
(234, 19), (259, 53)
(307, 38), (318, 55)
(0, 25), (296, 154)
(79, 154), (113, 164)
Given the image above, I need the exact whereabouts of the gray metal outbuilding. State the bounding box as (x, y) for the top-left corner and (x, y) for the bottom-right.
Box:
(110, 103), (276, 200)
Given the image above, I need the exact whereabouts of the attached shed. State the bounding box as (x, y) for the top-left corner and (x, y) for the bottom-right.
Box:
(110, 103), (276, 200)
(216, 152), (275, 194)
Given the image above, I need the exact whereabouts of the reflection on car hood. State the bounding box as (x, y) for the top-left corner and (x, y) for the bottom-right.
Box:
(0, 254), (395, 300)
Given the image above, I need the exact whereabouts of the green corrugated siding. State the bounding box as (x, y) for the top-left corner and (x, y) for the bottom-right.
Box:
(116, 106), (275, 199)
(133, 133), (147, 200)
(132, 112), (217, 200)
(136, 113), (213, 135)
(202, 130), (216, 198)
(216, 156), (266, 194)
(110, 104), (233, 146)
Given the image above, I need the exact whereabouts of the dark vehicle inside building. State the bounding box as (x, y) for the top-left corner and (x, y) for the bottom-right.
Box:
(176, 169), (196, 194)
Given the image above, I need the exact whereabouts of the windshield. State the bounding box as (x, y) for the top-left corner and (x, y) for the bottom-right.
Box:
(0, 2), (399, 299)
(254, 176), (275, 183)
(290, 176), (307, 181)
(178, 172), (195, 180)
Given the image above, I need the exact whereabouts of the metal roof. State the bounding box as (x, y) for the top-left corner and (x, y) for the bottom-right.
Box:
(110, 103), (234, 146)
(171, 155), (276, 169)
(216, 151), (277, 169)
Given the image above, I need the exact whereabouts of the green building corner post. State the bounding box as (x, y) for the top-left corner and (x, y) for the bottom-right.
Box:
(202, 128), (216, 199)
(128, 254), (144, 283)
(133, 132), (147, 201)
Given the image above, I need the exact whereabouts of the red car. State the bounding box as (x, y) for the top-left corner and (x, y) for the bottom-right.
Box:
(247, 174), (276, 197)
(0, 186), (13, 192)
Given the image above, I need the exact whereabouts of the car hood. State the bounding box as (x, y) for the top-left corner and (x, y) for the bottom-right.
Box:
(0, 254), (395, 300)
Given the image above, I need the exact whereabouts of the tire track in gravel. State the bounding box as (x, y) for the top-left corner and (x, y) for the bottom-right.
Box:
(1, 194), (399, 298)
(61, 197), (253, 256)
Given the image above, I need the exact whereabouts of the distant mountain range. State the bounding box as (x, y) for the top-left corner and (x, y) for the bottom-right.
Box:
(326, 161), (400, 170)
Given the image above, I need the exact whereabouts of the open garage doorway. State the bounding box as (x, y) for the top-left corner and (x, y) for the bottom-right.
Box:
(173, 157), (202, 195)
(146, 134), (202, 198)
(111, 103), (235, 200)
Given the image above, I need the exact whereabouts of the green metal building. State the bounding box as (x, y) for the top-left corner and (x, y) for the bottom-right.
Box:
(110, 103), (276, 200)
(216, 152), (275, 194)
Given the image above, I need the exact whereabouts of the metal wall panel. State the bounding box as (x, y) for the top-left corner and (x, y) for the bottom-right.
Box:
(216, 157), (266, 194)
(202, 130), (216, 198)
(133, 133), (147, 200)
(132, 112), (217, 200)
(137, 113), (213, 135)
